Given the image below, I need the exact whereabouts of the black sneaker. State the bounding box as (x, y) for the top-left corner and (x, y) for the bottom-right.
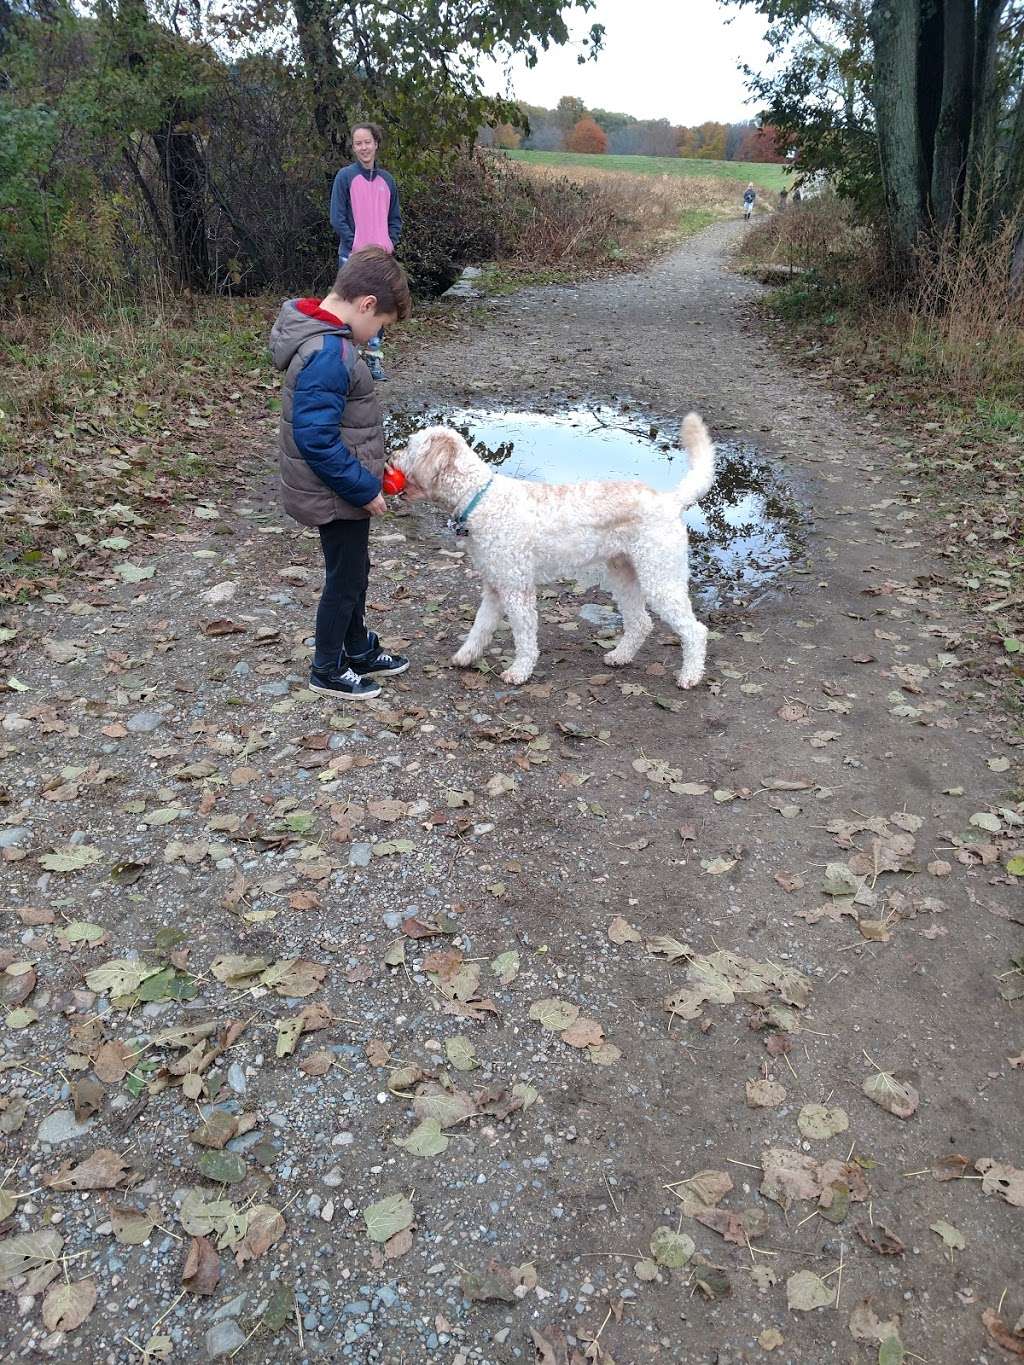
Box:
(366, 353), (389, 382)
(309, 666), (382, 701)
(347, 632), (409, 677)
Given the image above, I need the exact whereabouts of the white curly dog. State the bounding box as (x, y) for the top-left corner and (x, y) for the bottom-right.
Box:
(392, 412), (716, 689)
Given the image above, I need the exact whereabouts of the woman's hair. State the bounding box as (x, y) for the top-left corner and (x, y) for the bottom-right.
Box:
(352, 122), (384, 149)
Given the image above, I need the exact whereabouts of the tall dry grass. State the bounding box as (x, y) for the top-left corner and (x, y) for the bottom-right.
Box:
(736, 194), (1024, 409)
(491, 159), (738, 269)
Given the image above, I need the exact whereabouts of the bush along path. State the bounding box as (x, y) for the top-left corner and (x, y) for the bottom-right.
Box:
(1, 220), (1022, 1364)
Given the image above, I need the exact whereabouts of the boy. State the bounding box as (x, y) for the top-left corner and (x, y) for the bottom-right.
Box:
(269, 247), (412, 701)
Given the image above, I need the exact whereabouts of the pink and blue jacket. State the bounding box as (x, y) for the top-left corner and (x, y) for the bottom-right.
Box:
(330, 162), (402, 262)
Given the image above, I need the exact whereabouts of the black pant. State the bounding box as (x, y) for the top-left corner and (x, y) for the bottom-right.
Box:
(313, 517), (372, 673)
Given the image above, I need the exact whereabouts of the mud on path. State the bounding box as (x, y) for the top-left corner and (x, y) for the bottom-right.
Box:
(1, 221), (1022, 1365)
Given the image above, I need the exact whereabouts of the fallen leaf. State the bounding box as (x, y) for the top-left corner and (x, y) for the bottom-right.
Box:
(983, 1308), (1024, 1358)
(490, 950), (520, 985)
(798, 1104), (850, 1140)
(233, 1204), (285, 1266)
(394, 1119), (449, 1158)
(561, 1017), (605, 1049)
(930, 1219), (965, 1250)
(444, 1036), (478, 1072)
(182, 1235), (221, 1295)
(608, 915), (641, 944)
(650, 1225), (694, 1268)
(0, 1228), (63, 1281)
(931, 1154), (970, 1181)
(856, 1221), (905, 1256)
(976, 1158), (1024, 1207)
(40, 845), (103, 873)
(363, 1192), (414, 1243)
(384, 1227), (414, 1259)
(41, 1277), (97, 1331)
(46, 1148), (135, 1191)
(862, 1070), (918, 1119)
(746, 1078), (787, 1108)
(529, 998), (580, 1031)
(109, 1203), (158, 1246)
(787, 1269), (833, 1311)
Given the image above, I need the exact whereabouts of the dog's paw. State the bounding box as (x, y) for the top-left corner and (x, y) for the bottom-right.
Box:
(451, 646), (478, 668)
(676, 668), (704, 690)
(500, 666), (532, 686)
(603, 647), (631, 667)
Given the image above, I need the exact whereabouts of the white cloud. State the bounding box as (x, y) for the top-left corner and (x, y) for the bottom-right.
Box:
(482, 0), (772, 124)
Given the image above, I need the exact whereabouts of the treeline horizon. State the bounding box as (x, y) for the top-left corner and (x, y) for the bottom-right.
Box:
(478, 94), (788, 163)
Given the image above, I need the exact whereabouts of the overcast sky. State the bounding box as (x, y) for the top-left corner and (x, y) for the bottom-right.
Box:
(482, 0), (772, 125)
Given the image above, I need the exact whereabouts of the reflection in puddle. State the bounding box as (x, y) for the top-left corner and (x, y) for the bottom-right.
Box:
(387, 405), (803, 606)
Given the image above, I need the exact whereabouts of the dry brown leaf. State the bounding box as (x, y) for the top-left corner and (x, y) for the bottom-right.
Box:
(931, 1153), (970, 1181)
(182, 1235), (221, 1295)
(41, 1278), (97, 1332)
(856, 1221), (905, 1256)
(607, 915), (641, 944)
(299, 1050), (333, 1076)
(365, 1039), (392, 1067)
(560, 1018), (605, 1049)
(976, 1158), (1024, 1207)
(71, 1080), (104, 1123)
(983, 1308), (1024, 1357)
(46, 1148), (135, 1191)
(746, 1078), (787, 1108)
(233, 1204), (285, 1267)
(384, 1227), (414, 1259)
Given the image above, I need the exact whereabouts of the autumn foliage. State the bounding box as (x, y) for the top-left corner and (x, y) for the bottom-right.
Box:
(565, 116), (609, 155)
(736, 124), (789, 164)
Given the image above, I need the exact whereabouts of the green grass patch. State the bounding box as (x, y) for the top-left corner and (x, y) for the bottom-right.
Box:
(502, 148), (789, 193)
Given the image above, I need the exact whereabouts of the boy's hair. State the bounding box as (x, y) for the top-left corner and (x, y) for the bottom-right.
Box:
(334, 247), (411, 321)
(352, 121), (384, 149)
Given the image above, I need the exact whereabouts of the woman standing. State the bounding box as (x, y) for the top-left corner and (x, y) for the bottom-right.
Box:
(330, 123), (402, 381)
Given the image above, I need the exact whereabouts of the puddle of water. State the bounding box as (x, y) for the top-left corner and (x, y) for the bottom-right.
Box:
(388, 405), (802, 606)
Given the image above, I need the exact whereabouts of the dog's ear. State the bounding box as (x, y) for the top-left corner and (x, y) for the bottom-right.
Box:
(420, 429), (464, 487)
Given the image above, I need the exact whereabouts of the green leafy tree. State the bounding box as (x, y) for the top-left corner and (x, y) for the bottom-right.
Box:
(554, 93), (587, 134)
(216, 5), (604, 175)
(720, 0), (1024, 273)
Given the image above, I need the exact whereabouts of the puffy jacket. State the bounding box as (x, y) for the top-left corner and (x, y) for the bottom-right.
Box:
(330, 162), (402, 260)
(269, 299), (384, 525)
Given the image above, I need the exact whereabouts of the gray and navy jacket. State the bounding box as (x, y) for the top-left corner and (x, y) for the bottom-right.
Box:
(269, 299), (385, 526)
(330, 161), (402, 261)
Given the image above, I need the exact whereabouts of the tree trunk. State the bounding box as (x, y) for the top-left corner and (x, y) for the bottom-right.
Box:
(930, 0), (974, 233)
(115, 0), (213, 291)
(151, 120), (211, 290)
(998, 86), (1024, 223)
(916, 0), (944, 196)
(964, 0), (1007, 223)
(869, 0), (926, 270)
(291, 0), (349, 155)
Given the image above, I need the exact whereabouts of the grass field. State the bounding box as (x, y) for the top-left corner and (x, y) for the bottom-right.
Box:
(501, 148), (789, 193)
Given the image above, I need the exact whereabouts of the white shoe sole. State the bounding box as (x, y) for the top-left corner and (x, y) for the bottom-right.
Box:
(356, 660), (410, 677)
(309, 679), (382, 701)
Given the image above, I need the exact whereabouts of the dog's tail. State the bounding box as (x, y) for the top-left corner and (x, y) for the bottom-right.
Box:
(673, 412), (715, 508)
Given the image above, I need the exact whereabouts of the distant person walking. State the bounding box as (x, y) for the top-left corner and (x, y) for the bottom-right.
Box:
(778, 188), (789, 210)
(743, 183), (756, 220)
(330, 123), (402, 382)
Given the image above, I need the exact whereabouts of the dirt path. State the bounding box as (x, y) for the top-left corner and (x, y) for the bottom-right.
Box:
(1, 222), (1021, 1365)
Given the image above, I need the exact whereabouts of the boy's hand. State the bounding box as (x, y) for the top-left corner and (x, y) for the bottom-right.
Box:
(365, 494), (388, 517)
